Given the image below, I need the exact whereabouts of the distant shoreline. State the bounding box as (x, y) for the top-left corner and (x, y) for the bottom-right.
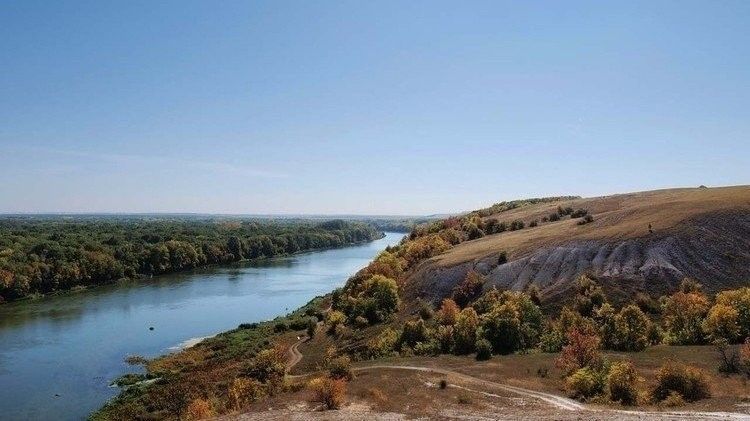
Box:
(0, 232), (387, 307)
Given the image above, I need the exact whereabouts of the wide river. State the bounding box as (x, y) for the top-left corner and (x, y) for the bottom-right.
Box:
(0, 232), (404, 420)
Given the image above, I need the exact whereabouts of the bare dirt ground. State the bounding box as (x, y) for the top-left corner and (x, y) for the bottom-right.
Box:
(226, 337), (750, 420)
(405, 185), (750, 305)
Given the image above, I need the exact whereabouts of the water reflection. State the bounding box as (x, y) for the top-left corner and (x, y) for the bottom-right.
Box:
(0, 232), (404, 421)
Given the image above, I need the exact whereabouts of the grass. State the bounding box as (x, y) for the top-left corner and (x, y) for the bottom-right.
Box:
(93, 297), (327, 420)
(432, 185), (750, 266)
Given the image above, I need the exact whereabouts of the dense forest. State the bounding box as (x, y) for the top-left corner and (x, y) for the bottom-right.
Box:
(0, 216), (382, 303)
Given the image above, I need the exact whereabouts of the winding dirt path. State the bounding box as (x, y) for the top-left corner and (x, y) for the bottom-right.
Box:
(285, 336), (305, 373)
(285, 338), (749, 418)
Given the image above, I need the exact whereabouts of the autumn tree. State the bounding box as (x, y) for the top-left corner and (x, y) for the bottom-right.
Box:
(451, 271), (486, 307)
(555, 328), (602, 375)
(713, 287), (750, 341)
(663, 288), (710, 345)
(612, 305), (652, 351)
(437, 298), (460, 326)
(702, 304), (740, 343)
(453, 307), (480, 354)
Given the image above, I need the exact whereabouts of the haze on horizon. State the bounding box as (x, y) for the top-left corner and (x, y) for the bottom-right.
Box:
(2, 1), (749, 215)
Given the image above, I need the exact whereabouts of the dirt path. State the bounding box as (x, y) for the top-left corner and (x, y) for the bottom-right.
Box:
(285, 336), (305, 373)
(285, 337), (750, 419)
(354, 364), (584, 411)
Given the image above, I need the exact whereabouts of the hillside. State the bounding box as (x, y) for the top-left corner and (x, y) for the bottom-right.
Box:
(405, 185), (750, 310)
(95, 185), (750, 420)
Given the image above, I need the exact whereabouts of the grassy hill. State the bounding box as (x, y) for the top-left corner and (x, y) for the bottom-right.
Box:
(95, 185), (750, 420)
(406, 185), (750, 310)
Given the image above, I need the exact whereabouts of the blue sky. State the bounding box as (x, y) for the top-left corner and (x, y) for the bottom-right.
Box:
(1, 1), (748, 215)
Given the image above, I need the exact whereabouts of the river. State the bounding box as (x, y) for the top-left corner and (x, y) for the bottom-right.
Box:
(0, 232), (404, 420)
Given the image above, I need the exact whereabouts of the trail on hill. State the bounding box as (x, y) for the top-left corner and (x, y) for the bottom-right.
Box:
(285, 337), (750, 419)
(285, 337), (304, 373)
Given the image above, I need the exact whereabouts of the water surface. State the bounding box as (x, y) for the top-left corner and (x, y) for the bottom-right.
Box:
(0, 232), (403, 420)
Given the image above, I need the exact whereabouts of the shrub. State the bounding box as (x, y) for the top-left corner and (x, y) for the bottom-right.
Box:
(306, 317), (318, 338)
(479, 291), (543, 354)
(608, 361), (640, 405)
(436, 325), (455, 354)
(497, 251), (508, 265)
(703, 304), (740, 343)
(359, 275), (400, 323)
(663, 289), (710, 345)
(366, 328), (399, 358)
(354, 315), (369, 328)
(400, 319), (430, 348)
(651, 361), (711, 402)
(556, 328), (602, 375)
(612, 305), (651, 351)
(539, 325), (565, 353)
(714, 339), (741, 374)
(417, 299), (434, 320)
(566, 367), (606, 400)
(438, 298), (460, 325)
(529, 220), (538, 227)
(577, 215), (594, 225)
(714, 287), (750, 340)
(475, 338), (492, 360)
(634, 293), (660, 314)
(559, 206), (574, 216)
(571, 209), (589, 218)
(647, 323), (664, 346)
(679, 278), (703, 294)
(183, 398), (214, 420)
(453, 307), (480, 354)
(661, 391), (685, 407)
(549, 213), (561, 222)
(228, 377), (263, 410)
(573, 275), (607, 317)
(463, 222), (485, 240)
(243, 348), (286, 391)
(451, 271), (486, 308)
(526, 284), (541, 306)
(509, 220), (525, 231)
(741, 338), (750, 374)
(439, 379), (447, 389)
(309, 377), (346, 410)
(274, 321), (289, 332)
(414, 340), (441, 356)
(326, 310), (347, 333)
(481, 302), (522, 354)
(327, 355), (353, 381)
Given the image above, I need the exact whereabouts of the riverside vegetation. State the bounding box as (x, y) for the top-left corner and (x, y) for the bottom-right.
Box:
(95, 191), (750, 419)
(0, 216), (382, 303)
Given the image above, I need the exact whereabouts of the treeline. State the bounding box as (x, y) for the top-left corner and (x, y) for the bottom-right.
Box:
(0, 217), (381, 303)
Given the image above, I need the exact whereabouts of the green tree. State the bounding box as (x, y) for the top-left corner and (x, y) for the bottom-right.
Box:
(453, 307), (480, 354)
(612, 305), (651, 351)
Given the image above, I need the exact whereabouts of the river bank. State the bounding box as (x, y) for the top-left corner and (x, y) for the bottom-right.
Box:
(1, 231), (387, 307)
(0, 232), (404, 420)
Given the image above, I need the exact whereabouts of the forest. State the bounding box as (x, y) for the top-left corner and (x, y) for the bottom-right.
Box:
(0, 216), (382, 303)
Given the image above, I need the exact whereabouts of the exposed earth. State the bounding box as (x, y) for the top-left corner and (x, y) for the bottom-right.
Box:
(226, 335), (750, 420)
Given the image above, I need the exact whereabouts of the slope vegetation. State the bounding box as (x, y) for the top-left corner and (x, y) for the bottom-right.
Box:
(406, 186), (750, 308)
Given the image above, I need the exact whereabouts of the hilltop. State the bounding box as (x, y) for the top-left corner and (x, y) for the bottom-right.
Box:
(407, 185), (750, 310)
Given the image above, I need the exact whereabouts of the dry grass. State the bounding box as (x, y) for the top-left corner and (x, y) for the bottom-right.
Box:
(431, 185), (750, 266)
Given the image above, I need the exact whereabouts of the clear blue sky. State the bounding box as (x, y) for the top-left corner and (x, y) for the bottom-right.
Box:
(1, 1), (748, 215)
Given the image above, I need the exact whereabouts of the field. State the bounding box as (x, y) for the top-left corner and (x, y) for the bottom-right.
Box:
(229, 344), (750, 420)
